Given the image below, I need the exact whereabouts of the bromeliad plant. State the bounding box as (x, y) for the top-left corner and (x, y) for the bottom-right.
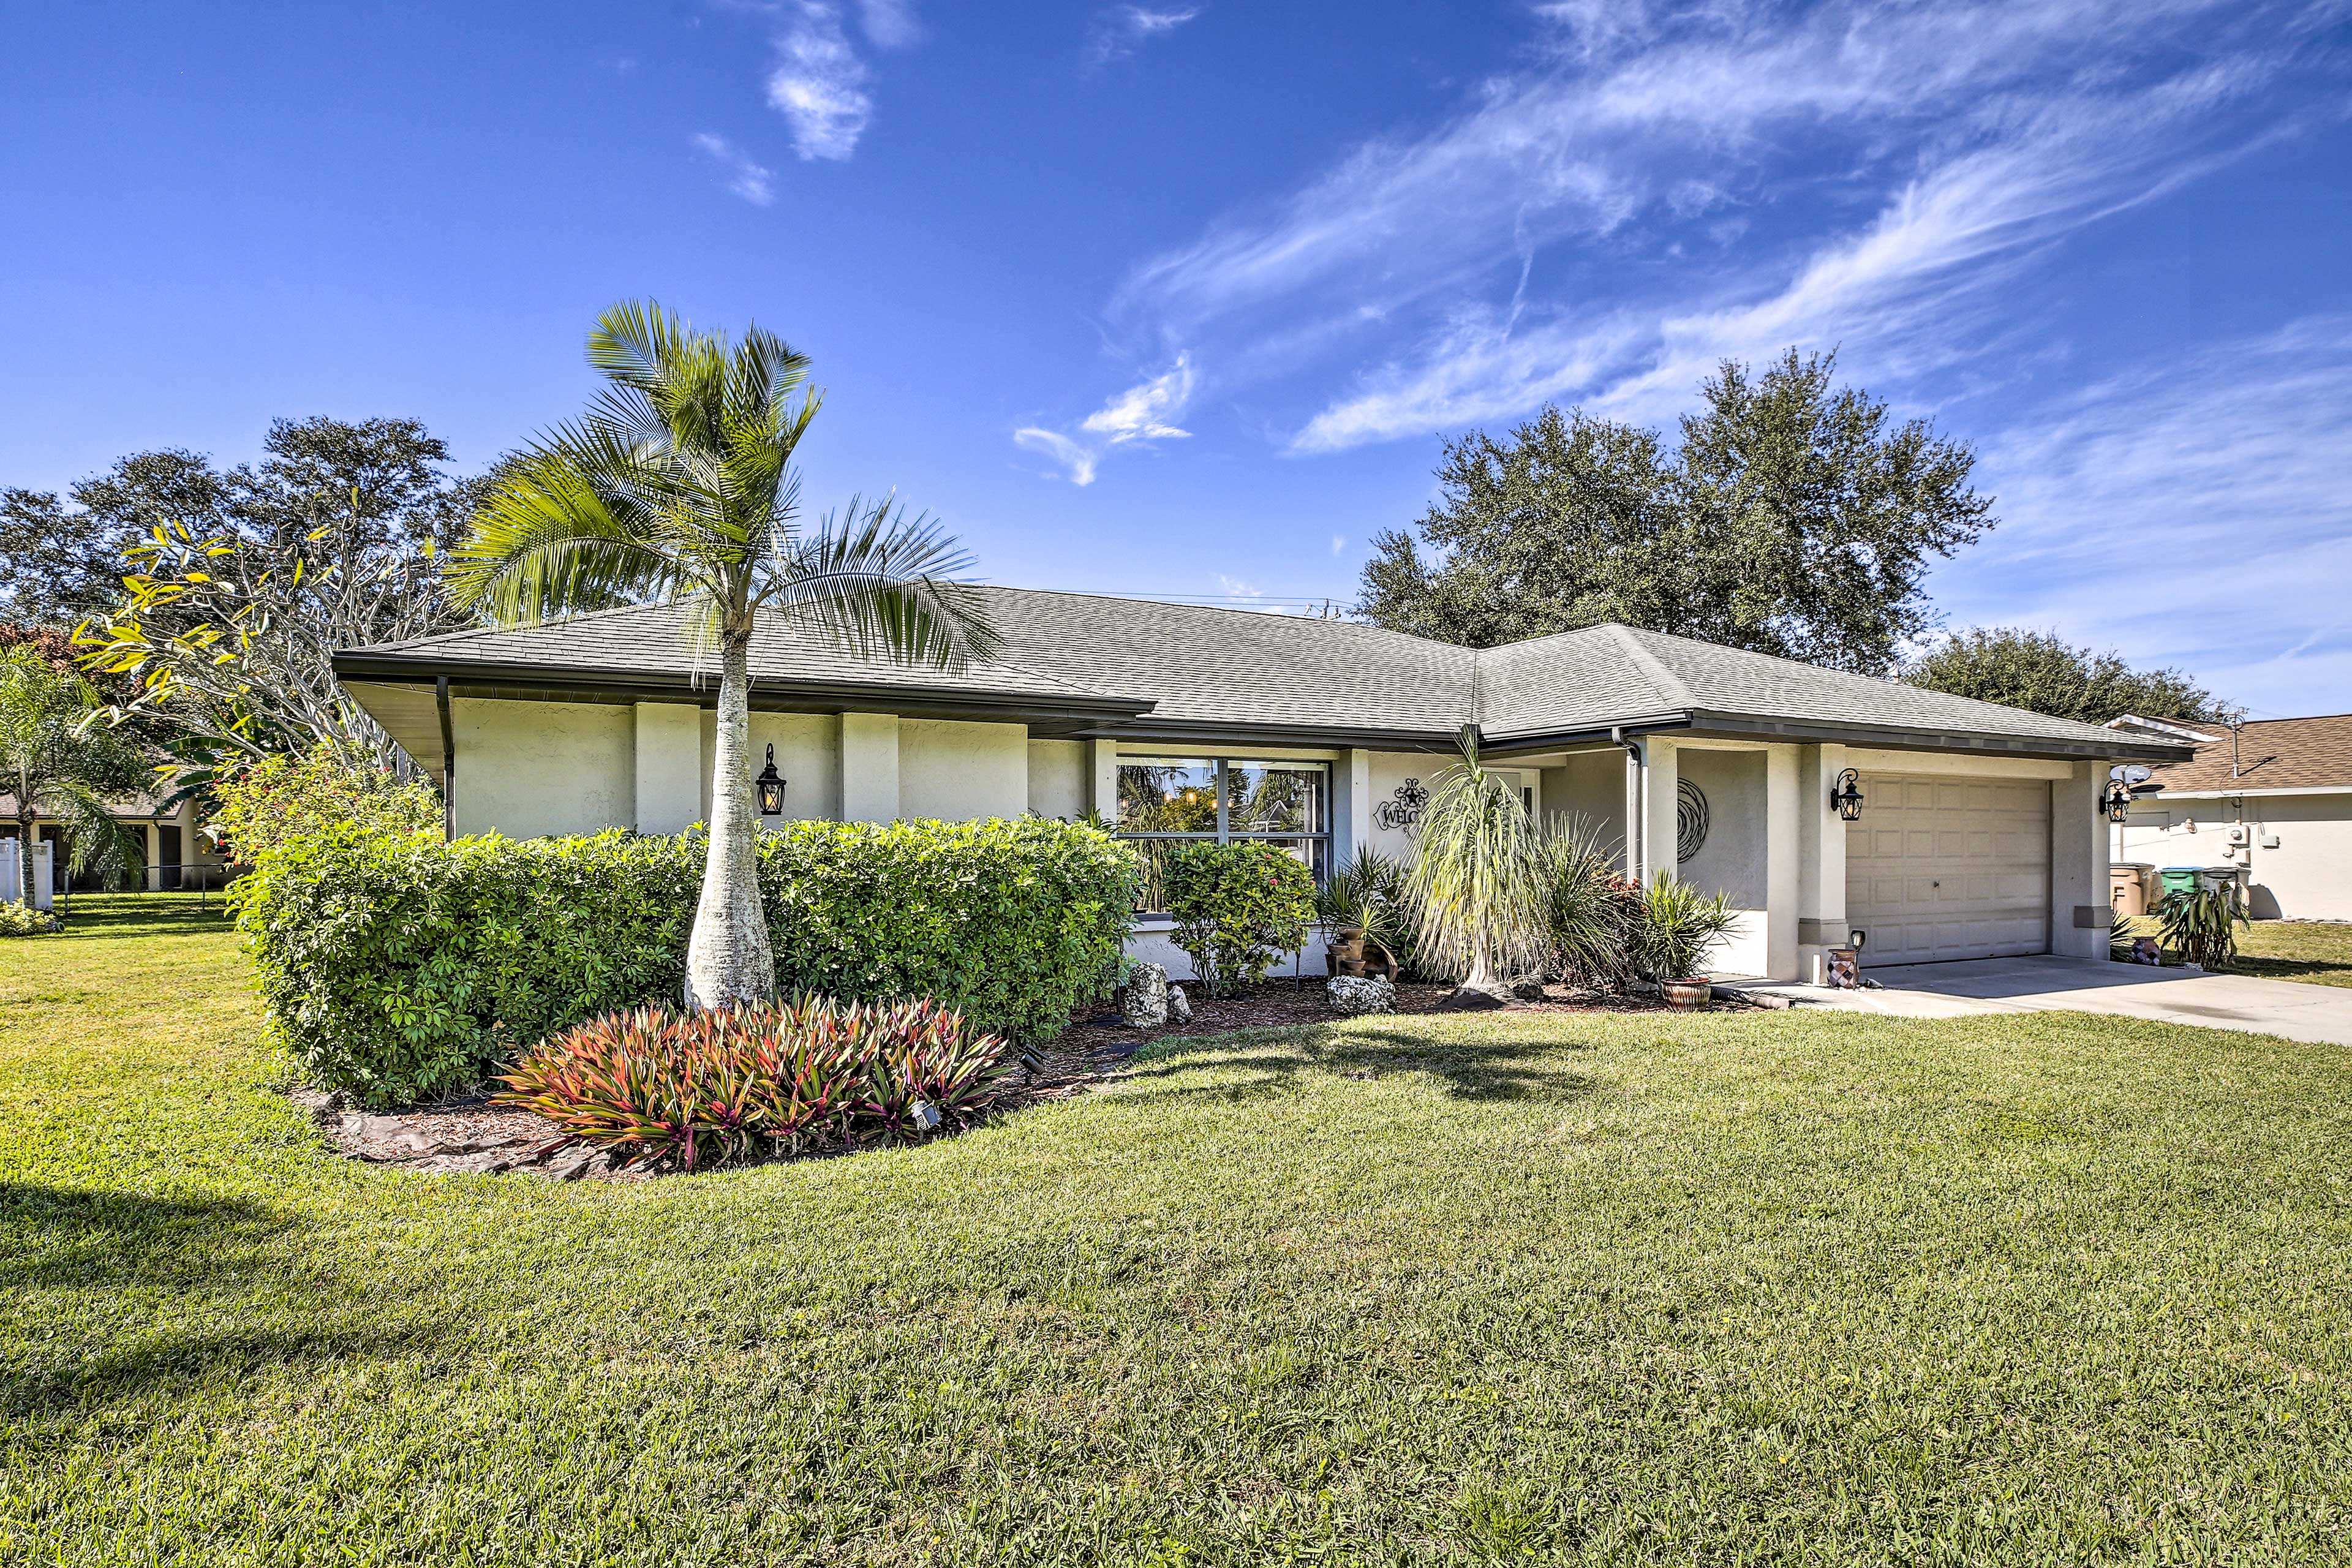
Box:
(494, 995), (1012, 1170)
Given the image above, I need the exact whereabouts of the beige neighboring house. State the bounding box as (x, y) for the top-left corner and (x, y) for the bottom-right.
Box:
(2108, 712), (2352, 921)
(1, 784), (232, 895)
(331, 589), (2192, 983)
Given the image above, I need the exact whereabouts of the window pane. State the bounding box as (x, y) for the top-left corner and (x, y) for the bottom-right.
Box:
(1260, 836), (1329, 889)
(1227, 761), (1326, 834)
(1125, 837), (1185, 914)
(1118, 760), (1218, 833)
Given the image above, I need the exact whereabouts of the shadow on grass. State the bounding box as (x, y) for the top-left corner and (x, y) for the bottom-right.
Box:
(54, 898), (237, 941)
(1117, 1017), (1600, 1104)
(2232, 956), (2352, 987)
(0, 1181), (456, 1415)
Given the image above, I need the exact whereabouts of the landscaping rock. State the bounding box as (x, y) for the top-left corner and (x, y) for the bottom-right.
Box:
(1166, 984), (1193, 1023)
(1122, 962), (1170, 1027)
(1327, 974), (1396, 1015)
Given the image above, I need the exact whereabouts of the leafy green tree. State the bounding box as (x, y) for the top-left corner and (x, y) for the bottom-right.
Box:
(1904, 627), (2226, 725)
(74, 419), (483, 775)
(0, 647), (149, 899)
(447, 301), (998, 1010)
(0, 450), (229, 627)
(1357, 349), (1992, 674)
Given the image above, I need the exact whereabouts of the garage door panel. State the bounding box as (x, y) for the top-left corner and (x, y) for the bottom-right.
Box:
(1847, 771), (2051, 964)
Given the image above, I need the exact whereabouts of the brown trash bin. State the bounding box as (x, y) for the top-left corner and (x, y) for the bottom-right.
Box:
(2109, 864), (2151, 919)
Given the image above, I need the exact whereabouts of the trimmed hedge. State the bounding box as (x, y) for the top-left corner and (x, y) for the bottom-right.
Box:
(235, 818), (1139, 1107)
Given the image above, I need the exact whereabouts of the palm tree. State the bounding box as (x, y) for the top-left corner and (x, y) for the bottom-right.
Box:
(0, 647), (149, 901)
(447, 302), (999, 1008)
(1406, 725), (1548, 1008)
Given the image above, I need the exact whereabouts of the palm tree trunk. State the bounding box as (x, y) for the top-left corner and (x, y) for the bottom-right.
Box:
(683, 623), (776, 1009)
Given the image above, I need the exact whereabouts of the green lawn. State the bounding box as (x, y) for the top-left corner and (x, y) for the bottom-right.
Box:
(2236, 920), (2352, 988)
(7, 895), (2352, 1564)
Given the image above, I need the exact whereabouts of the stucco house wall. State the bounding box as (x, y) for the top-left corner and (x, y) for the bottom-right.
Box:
(2119, 791), (2352, 921)
(451, 698), (633, 839)
(1027, 740), (1088, 820)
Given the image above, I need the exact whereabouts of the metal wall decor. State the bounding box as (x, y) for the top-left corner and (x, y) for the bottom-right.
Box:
(1675, 778), (1709, 862)
(1375, 777), (1430, 834)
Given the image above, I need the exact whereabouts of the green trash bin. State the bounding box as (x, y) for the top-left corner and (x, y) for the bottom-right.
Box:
(2158, 867), (2201, 904)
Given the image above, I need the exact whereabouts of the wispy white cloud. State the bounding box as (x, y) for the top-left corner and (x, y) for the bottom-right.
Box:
(767, 1), (875, 160)
(1936, 315), (2352, 717)
(1015, 355), (1196, 484)
(1086, 5), (1203, 70)
(691, 132), (776, 205)
(1094, 0), (2325, 457)
(855, 0), (922, 48)
(1330, 533), (1346, 556)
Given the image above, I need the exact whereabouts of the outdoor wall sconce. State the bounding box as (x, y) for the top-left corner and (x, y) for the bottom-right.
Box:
(2102, 778), (2134, 824)
(756, 745), (786, 817)
(1831, 768), (1865, 822)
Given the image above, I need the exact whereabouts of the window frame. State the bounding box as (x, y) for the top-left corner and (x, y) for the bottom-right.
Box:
(1114, 755), (1332, 920)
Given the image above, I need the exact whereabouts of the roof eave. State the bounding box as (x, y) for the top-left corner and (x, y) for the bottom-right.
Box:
(1675, 710), (2195, 762)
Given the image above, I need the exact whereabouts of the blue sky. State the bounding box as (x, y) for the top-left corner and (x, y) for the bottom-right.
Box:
(6, 1), (2350, 716)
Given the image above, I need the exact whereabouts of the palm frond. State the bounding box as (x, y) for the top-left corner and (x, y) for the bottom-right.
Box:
(761, 496), (1003, 670)
(447, 450), (687, 625)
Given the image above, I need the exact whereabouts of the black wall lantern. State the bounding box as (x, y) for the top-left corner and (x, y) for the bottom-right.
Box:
(1831, 768), (1865, 822)
(756, 744), (786, 817)
(2101, 778), (2134, 824)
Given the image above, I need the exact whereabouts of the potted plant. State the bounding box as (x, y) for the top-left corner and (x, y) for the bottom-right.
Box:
(1632, 875), (1738, 1009)
(1316, 846), (1407, 978)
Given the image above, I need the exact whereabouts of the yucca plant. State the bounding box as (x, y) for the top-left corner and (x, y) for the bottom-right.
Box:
(2158, 881), (2247, 970)
(1406, 726), (1549, 1006)
(1539, 816), (1638, 991)
(1630, 875), (1739, 983)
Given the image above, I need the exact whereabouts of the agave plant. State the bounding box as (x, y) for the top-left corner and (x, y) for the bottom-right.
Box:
(2158, 880), (2247, 970)
(1406, 726), (1549, 1005)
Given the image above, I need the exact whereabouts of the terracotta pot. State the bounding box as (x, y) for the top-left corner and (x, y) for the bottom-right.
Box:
(1660, 978), (1713, 1010)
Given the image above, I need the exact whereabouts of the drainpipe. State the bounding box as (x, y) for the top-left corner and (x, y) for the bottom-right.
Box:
(1614, 726), (1644, 884)
(435, 675), (456, 841)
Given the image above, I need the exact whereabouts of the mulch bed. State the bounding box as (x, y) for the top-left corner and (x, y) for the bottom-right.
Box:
(293, 978), (1725, 1180)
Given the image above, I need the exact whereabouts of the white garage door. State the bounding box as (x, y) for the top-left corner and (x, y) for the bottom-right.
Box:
(1846, 774), (2050, 964)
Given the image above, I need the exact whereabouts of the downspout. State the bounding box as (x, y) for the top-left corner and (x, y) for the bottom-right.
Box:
(435, 676), (456, 842)
(1614, 726), (1644, 884)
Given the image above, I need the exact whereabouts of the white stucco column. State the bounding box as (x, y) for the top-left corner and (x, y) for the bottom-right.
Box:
(1764, 744), (1800, 981)
(1338, 748), (1371, 864)
(1639, 739), (1678, 888)
(633, 703), (703, 834)
(2050, 758), (2111, 959)
(1796, 742), (1849, 979)
(838, 713), (901, 824)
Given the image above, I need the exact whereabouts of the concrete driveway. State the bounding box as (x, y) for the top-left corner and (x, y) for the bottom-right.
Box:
(1762, 956), (2352, 1047)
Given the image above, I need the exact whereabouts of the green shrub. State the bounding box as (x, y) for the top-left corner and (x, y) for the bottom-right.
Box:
(1630, 875), (1740, 981)
(1163, 840), (1314, 997)
(0, 902), (58, 937)
(209, 743), (442, 861)
(233, 816), (1137, 1107)
(494, 996), (1011, 1170)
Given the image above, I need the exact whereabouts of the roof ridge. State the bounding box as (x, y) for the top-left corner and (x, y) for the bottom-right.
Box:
(975, 584), (1468, 652)
(1607, 625), (1697, 710)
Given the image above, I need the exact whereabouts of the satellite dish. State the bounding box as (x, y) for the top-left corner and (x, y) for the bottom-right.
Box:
(2124, 764), (2152, 785)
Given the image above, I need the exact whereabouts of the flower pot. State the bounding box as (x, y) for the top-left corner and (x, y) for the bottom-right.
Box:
(1660, 978), (1713, 1010)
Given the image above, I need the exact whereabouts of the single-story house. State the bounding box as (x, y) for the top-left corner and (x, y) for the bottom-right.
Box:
(1, 786), (231, 894)
(2108, 712), (2352, 921)
(333, 589), (2191, 982)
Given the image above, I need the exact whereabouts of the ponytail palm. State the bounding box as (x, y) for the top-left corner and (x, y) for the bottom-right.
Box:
(447, 301), (999, 1009)
(1406, 726), (1548, 1005)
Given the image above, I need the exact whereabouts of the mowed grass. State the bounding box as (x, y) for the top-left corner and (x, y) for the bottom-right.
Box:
(2236, 920), (2352, 988)
(7, 898), (2352, 1564)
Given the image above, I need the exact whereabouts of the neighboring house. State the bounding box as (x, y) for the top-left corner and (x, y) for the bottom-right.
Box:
(2108, 712), (2352, 920)
(0, 785), (231, 893)
(333, 589), (2189, 982)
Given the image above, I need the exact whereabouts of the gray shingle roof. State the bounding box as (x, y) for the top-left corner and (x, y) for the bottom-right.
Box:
(337, 587), (2186, 758)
